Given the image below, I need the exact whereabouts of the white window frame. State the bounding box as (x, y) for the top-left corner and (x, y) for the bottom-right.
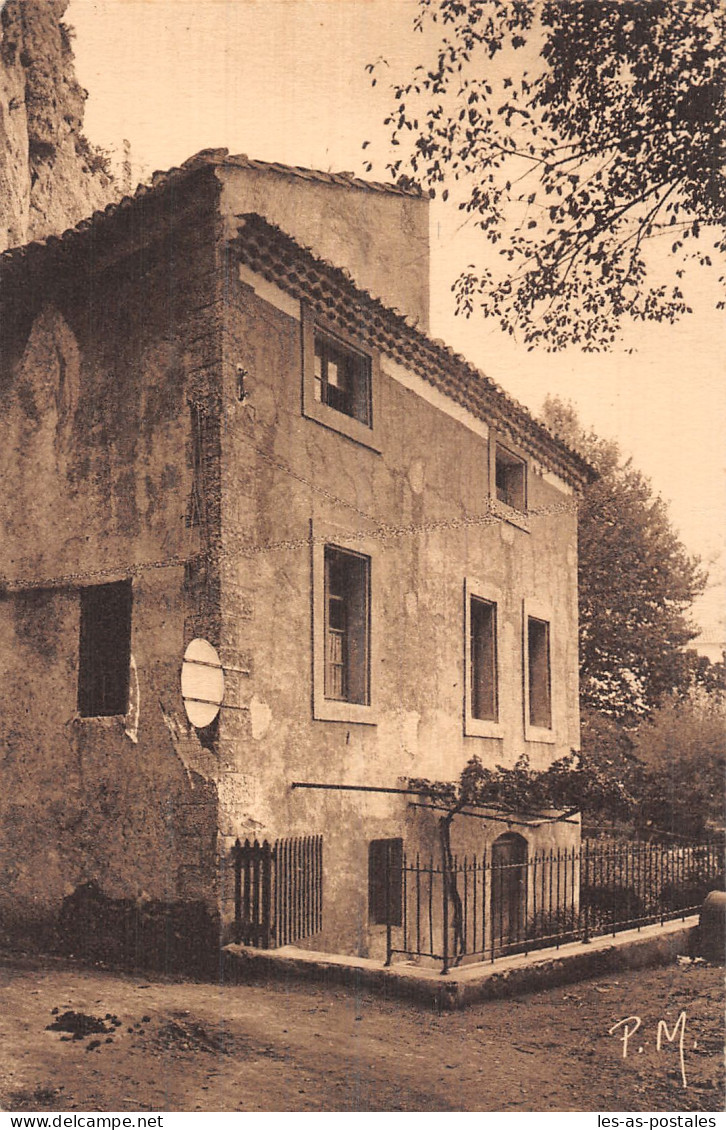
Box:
(464, 577), (504, 739)
(522, 598), (556, 744)
(301, 304), (382, 453)
(312, 527), (378, 725)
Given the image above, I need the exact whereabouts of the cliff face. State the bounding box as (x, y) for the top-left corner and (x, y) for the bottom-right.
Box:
(0, 0), (115, 250)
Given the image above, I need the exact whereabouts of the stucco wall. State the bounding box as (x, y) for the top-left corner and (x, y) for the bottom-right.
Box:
(216, 265), (581, 956)
(0, 185), (224, 951)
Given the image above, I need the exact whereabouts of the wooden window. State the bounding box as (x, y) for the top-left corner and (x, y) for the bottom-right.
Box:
(368, 838), (403, 926)
(495, 443), (527, 511)
(314, 329), (371, 426)
(324, 546), (370, 704)
(527, 615), (552, 729)
(470, 597), (498, 722)
(78, 580), (132, 717)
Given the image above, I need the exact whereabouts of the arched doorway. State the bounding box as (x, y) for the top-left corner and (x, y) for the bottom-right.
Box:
(491, 832), (528, 956)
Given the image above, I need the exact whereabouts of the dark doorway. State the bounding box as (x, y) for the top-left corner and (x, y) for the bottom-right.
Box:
(491, 832), (528, 956)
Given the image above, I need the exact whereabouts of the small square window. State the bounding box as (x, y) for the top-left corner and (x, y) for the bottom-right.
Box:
(368, 838), (403, 926)
(302, 309), (380, 453)
(314, 330), (371, 426)
(78, 580), (132, 717)
(470, 597), (498, 722)
(527, 615), (552, 729)
(495, 443), (526, 511)
(324, 546), (370, 705)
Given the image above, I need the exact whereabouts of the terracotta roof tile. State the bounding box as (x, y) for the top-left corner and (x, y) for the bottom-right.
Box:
(0, 149), (421, 267)
(0, 147), (592, 485)
(231, 212), (594, 487)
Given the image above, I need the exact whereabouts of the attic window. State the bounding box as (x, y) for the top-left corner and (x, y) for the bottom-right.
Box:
(302, 308), (380, 453)
(495, 444), (527, 511)
(314, 329), (371, 427)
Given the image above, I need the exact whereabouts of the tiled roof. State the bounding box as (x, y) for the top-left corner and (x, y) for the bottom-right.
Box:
(232, 213), (595, 488)
(219, 151), (422, 197)
(0, 148), (421, 267)
(0, 146), (592, 485)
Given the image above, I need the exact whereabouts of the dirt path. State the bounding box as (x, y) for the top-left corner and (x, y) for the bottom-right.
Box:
(1, 954), (722, 1112)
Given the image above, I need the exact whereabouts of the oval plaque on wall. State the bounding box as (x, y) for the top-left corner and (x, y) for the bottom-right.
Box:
(181, 638), (224, 728)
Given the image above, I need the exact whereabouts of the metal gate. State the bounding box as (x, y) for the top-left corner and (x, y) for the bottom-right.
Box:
(232, 835), (323, 948)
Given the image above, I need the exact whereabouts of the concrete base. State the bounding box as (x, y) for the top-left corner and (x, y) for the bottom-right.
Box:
(223, 917), (699, 1010)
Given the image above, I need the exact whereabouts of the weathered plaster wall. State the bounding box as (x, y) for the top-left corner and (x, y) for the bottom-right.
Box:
(0, 181), (224, 950)
(216, 267), (581, 956)
(218, 165), (430, 329)
(0, 164), (581, 964)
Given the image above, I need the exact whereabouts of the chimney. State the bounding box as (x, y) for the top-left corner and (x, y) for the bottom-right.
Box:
(217, 158), (430, 330)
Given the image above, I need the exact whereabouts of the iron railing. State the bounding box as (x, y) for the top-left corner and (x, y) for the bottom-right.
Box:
(232, 835), (323, 948)
(385, 839), (723, 973)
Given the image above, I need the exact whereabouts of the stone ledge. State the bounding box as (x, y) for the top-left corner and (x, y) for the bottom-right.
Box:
(222, 917), (699, 1011)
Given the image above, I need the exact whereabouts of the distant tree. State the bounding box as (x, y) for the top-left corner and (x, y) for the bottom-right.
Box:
(631, 688), (726, 838)
(368, 0), (725, 349)
(541, 396), (706, 720)
(577, 705), (639, 829)
(684, 649), (726, 697)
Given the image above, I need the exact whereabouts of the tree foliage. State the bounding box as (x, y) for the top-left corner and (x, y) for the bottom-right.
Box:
(369, 0), (725, 349)
(410, 750), (634, 960)
(413, 698), (724, 840)
(542, 396), (706, 720)
(631, 688), (726, 838)
(410, 749), (633, 823)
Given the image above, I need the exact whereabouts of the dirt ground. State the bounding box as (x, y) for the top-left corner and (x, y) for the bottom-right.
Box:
(0, 952), (723, 1113)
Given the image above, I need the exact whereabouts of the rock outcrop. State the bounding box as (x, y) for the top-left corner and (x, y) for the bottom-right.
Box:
(0, 0), (115, 251)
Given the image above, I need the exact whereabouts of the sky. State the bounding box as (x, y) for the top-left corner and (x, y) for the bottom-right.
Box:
(67, 0), (725, 655)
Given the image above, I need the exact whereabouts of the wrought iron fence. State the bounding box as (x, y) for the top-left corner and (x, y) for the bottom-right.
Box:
(232, 835), (323, 948)
(385, 838), (723, 973)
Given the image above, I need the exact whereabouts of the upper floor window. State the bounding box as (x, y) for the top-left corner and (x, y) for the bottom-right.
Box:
(314, 330), (371, 426)
(78, 580), (132, 717)
(527, 615), (552, 729)
(324, 545), (370, 706)
(470, 596), (498, 722)
(302, 306), (381, 453)
(495, 443), (527, 511)
(464, 579), (503, 738)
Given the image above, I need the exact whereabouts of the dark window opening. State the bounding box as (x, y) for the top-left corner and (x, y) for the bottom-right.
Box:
(78, 580), (132, 717)
(314, 329), (371, 426)
(528, 615), (552, 729)
(368, 838), (403, 926)
(495, 444), (526, 511)
(471, 597), (498, 721)
(324, 546), (370, 705)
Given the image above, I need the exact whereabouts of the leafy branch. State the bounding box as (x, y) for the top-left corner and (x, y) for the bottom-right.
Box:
(368, 0), (726, 349)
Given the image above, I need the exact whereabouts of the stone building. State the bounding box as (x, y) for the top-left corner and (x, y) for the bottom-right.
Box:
(0, 150), (592, 966)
